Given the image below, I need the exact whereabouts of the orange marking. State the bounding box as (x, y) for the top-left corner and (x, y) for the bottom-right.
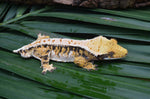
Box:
(52, 40), (55, 43)
(43, 40), (46, 42)
(72, 51), (75, 56)
(60, 39), (62, 42)
(48, 39), (50, 41)
(60, 47), (66, 56)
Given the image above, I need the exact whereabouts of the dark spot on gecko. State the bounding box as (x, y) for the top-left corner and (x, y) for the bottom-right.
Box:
(48, 45), (52, 50)
(34, 49), (37, 52)
(37, 45), (41, 48)
(23, 50), (26, 53)
(28, 47), (33, 51)
(43, 44), (47, 48)
(43, 62), (49, 64)
(108, 51), (115, 58)
(44, 57), (48, 60)
(63, 46), (67, 54)
(41, 55), (48, 59)
(59, 46), (62, 54)
(46, 50), (50, 53)
(83, 50), (91, 59)
(81, 50), (87, 58)
(57, 46), (61, 51)
(52, 46), (56, 50)
(98, 54), (109, 60)
(19, 50), (22, 53)
(82, 54), (88, 59)
(69, 46), (73, 51)
(55, 46), (61, 56)
(79, 48), (84, 56)
(75, 47), (79, 54)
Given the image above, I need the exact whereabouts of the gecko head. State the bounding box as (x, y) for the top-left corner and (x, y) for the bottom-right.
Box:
(13, 47), (33, 58)
(87, 36), (128, 60)
(101, 38), (128, 60)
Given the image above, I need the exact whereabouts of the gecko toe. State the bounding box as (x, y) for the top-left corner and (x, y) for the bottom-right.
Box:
(95, 64), (98, 67)
(40, 66), (43, 68)
(42, 71), (46, 75)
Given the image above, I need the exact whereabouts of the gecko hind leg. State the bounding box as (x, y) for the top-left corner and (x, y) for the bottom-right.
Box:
(74, 56), (96, 70)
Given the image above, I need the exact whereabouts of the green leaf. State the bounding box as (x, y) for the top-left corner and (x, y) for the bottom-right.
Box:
(91, 8), (150, 22)
(3, 5), (18, 22)
(20, 21), (150, 42)
(0, 70), (82, 99)
(0, 6), (49, 25)
(0, 3), (10, 20)
(16, 5), (29, 17)
(122, 43), (150, 63)
(0, 3), (8, 16)
(1, 24), (69, 38)
(33, 12), (150, 31)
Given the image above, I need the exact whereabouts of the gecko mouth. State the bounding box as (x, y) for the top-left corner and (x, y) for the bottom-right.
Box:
(103, 57), (122, 60)
(103, 51), (128, 60)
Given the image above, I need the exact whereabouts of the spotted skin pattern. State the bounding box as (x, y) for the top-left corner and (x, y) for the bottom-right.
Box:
(13, 33), (128, 74)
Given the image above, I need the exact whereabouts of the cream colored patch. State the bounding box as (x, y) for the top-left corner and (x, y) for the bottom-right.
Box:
(51, 50), (74, 62)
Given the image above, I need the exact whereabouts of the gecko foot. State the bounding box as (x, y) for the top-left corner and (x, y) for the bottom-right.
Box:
(42, 64), (56, 74)
(83, 62), (97, 71)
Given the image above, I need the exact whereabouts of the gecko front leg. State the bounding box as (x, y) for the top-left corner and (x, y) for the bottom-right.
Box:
(40, 55), (56, 74)
(32, 46), (56, 74)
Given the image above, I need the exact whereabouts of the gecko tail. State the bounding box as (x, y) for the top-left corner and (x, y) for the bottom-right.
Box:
(13, 49), (19, 53)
